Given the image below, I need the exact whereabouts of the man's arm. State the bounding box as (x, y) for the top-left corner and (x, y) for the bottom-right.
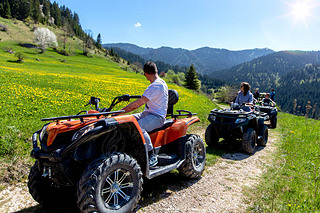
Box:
(121, 96), (149, 113)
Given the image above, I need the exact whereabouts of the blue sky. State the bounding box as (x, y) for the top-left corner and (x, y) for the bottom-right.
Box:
(52, 0), (320, 51)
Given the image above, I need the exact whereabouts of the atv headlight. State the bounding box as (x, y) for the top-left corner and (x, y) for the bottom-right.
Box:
(210, 115), (216, 121)
(39, 124), (49, 141)
(235, 118), (246, 124)
(72, 124), (95, 141)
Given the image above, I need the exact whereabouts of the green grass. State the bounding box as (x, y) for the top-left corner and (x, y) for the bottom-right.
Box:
(249, 113), (320, 212)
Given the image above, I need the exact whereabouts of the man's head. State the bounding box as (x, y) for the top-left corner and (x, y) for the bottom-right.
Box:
(143, 61), (158, 75)
(265, 93), (270, 99)
(271, 88), (274, 92)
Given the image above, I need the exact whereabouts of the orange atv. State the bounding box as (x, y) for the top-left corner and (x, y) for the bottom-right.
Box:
(28, 89), (206, 212)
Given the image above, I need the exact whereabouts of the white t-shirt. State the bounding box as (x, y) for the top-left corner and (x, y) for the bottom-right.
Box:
(142, 78), (168, 118)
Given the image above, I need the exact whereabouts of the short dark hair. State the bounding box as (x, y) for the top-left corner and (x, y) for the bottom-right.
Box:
(143, 61), (157, 75)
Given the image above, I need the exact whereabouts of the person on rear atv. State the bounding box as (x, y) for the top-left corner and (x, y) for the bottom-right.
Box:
(233, 82), (253, 111)
(261, 93), (275, 106)
(253, 88), (260, 99)
(121, 61), (168, 167)
(270, 88), (275, 101)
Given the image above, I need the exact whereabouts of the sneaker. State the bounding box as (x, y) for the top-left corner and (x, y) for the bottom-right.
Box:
(149, 154), (158, 167)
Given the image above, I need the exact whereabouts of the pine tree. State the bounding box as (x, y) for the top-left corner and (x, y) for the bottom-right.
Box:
(19, 0), (30, 20)
(31, 0), (41, 23)
(184, 64), (200, 91)
(42, 0), (50, 22)
(2, 0), (11, 18)
(51, 1), (61, 26)
(96, 33), (102, 49)
(10, 0), (20, 19)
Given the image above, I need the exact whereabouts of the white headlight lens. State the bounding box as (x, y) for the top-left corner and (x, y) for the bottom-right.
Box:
(39, 124), (49, 141)
(72, 124), (95, 141)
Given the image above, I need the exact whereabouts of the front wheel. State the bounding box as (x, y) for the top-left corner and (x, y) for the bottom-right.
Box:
(77, 154), (143, 213)
(205, 124), (219, 148)
(257, 125), (268, 146)
(271, 116), (277, 128)
(178, 134), (206, 179)
(28, 161), (75, 209)
(242, 128), (256, 154)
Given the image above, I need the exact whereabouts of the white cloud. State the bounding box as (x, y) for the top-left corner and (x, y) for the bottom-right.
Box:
(134, 22), (142, 27)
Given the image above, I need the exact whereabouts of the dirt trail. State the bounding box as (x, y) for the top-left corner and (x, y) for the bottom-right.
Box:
(0, 130), (278, 213)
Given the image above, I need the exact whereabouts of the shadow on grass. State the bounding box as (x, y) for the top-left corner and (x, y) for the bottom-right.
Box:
(7, 60), (22, 63)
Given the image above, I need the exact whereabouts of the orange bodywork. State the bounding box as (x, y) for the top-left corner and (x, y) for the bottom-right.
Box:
(150, 116), (200, 148)
(113, 115), (146, 144)
(46, 110), (103, 146)
(45, 109), (199, 149)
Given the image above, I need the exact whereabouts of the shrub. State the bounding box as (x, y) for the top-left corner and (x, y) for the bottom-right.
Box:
(0, 24), (8, 32)
(14, 52), (26, 62)
(34, 27), (58, 53)
(3, 47), (14, 54)
(55, 48), (72, 56)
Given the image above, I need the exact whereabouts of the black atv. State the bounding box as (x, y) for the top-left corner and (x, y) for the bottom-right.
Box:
(28, 89), (206, 212)
(258, 103), (278, 128)
(205, 103), (269, 154)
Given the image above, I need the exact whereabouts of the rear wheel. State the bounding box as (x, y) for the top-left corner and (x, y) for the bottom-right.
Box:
(242, 128), (256, 154)
(257, 125), (268, 146)
(271, 116), (277, 128)
(77, 153), (143, 213)
(178, 134), (206, 179)
(205, 124), (219, 148)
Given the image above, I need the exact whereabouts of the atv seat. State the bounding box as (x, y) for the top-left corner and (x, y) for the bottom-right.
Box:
(167, 89), (179, 118)
(148, 89), (178, 134)
(148, 119), (174, 134)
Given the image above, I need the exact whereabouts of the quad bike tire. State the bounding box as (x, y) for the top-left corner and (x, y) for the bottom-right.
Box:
(77, 153), (143, 213)
(242, 128), (256, 154)
(178, 134), (206, 179)
(28, 161), (76, 210)
(271, 116), (277, 128)
(257, 125), (268, 146)
(205, 124), (219, 148)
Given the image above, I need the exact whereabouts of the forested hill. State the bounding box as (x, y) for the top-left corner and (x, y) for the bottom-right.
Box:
(0, 0), (85, 38)
(277, 65), (320, 118)
(103, 43), (274, 74)
(211, 51), (320, 91)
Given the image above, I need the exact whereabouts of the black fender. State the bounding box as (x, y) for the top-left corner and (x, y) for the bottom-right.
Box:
(71, 118), (147, 172)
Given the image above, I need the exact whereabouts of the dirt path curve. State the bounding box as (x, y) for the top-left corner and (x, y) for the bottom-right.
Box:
(0, 131), (278, 213)
(138, 130), (278, 213)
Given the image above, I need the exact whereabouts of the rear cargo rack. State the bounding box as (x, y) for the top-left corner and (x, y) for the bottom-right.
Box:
(41, 110), (124, 123)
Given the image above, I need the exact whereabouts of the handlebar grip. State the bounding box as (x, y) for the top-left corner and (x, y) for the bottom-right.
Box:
(130, 95), (142, 99)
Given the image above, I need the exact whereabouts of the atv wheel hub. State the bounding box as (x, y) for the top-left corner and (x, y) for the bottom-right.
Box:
(111, 182), (120, 193)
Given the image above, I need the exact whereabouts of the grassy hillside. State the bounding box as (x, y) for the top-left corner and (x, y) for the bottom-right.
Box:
(0, 19), (217, 159)
(249, 113), (320, 212)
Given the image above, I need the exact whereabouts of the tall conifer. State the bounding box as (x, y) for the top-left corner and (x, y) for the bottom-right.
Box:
(184, 64), (200, 91)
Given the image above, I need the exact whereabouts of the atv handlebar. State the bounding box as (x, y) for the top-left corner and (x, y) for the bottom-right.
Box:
(87, 95), (142, 112)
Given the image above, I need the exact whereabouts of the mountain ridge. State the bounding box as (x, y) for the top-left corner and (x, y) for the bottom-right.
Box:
(102, 43), (274, 74)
